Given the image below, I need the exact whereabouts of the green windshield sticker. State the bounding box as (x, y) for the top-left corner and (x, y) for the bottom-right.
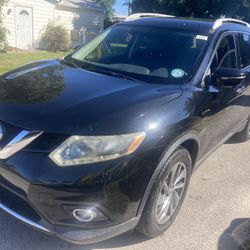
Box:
(171, 69), (185, 78)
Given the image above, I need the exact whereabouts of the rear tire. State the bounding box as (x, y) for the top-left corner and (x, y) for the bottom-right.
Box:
(233, 119), (250, 142)
(136, 147), (192, 238)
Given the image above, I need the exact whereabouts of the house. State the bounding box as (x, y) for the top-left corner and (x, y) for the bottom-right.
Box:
(2, 0), (105, 49)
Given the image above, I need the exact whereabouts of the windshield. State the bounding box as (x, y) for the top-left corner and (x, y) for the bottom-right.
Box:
(69, 24), (208, 83)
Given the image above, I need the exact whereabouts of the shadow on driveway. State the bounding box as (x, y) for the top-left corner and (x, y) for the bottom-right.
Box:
(218, 218), (250, 250)
(0, 211), (150, 250)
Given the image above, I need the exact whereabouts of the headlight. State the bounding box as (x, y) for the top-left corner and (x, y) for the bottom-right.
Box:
(49, 132), (146, 167)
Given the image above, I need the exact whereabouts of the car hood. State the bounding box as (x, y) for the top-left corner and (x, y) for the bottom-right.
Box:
(0, 60), (182, 134)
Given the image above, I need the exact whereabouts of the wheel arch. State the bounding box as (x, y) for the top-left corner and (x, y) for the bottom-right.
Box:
(180, 139), (199, 167)
(136, 132), (200, 217)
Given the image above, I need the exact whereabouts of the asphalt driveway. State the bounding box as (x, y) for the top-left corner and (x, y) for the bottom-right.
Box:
(0, 139), (249, 250)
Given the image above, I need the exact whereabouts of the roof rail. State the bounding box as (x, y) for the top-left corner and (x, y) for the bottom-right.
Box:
(212, 18), (250, 30)
(125, 13), (175, 21)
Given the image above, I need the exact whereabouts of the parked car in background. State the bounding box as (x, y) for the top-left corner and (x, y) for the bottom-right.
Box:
(0, 14), (249, 244)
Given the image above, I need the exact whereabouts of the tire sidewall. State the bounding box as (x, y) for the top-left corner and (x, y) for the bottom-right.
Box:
(139, 147), (192, 237)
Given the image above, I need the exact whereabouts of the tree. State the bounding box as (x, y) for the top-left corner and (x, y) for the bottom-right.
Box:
(123, 0), (132, 15)
(131, 0), (250, 22)
(97, 0), (116, 20)
(0, 0), (7, 50)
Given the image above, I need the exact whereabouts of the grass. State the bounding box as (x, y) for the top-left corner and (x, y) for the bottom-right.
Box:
(0, 51), (68, 75)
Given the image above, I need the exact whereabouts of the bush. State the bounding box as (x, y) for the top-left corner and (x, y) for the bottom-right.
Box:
(0, 0), (8, 50)
(40, 22), (69, 52)
(0, 25), (7, 50)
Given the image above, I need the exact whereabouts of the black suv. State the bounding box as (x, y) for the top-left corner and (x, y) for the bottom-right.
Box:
(0, 14), (249, 244)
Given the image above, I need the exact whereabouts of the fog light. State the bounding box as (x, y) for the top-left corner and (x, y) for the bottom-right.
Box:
(73, 209), (96, 222)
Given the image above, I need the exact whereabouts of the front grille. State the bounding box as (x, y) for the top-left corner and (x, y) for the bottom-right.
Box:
(0, 121), (67, 153)
(0, 122), (22, 149)
(24, 133), (68, 152)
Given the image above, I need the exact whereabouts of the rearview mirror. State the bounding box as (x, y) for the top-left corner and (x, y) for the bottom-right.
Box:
(212, 67), (246, 88)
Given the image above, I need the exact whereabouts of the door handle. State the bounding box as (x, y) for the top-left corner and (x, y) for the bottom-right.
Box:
(236, 85), (246, 95)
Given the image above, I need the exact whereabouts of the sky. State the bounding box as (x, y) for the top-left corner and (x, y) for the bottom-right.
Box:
(114, 0), (128, 16)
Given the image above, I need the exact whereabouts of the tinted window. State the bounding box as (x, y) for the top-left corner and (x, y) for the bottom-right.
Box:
(211, 35), (236, 70)
(70, 25), (208, 83)
(238, 33), (250, 69)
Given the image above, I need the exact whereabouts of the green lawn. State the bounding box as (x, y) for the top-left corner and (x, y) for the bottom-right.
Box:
(0, 51), (68, 75)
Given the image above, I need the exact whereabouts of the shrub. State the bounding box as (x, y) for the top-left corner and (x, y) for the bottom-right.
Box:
(40, 22), (69, 52)
(0, 0), (8, 50)
(0, 25), (7, 50)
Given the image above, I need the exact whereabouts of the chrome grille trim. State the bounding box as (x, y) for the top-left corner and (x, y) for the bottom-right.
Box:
(0, 130), (43, 159)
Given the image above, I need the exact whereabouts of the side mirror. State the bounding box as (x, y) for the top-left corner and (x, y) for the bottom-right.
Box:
(212, 67), (246, 88)
(73, 43), (83, 51)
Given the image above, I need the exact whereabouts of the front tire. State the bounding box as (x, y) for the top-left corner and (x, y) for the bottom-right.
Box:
(137, 147), (192, 238)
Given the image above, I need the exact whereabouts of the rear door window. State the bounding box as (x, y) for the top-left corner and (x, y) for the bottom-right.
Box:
(237, 33), (250, 69)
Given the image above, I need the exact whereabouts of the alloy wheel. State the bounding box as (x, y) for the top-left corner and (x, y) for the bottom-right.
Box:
(155, 162), (187, 225)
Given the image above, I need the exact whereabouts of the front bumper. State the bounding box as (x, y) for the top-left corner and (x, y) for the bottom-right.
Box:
(0, 187), (139, 244)
(0, 150), (155, 244)
(0, 200), (51, 234)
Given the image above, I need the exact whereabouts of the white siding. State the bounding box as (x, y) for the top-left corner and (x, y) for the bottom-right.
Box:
(2, 2), (16, 47)
(3, 0), (54, 48)
(2, 0), (104, 49)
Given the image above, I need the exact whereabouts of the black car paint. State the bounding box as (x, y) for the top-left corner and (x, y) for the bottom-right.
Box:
(0, 60), (182, 135)
(0, 18), (249, 244)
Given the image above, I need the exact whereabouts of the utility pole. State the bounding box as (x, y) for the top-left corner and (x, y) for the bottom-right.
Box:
(128, 0), (131, 16)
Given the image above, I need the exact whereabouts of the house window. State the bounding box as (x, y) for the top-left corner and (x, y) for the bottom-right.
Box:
(20, 10), (29, 16)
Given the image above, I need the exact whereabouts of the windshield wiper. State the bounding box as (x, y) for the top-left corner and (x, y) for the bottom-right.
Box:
(87, 67), (143, 83)
(60, 58), (79, 68)
(61, 58), (143, 83)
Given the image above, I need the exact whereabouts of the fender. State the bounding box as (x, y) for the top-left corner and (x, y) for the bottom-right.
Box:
(136, 132), (200, 217)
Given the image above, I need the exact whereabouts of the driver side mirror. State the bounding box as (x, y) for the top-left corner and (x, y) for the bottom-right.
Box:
(212, 67), (246, 88)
